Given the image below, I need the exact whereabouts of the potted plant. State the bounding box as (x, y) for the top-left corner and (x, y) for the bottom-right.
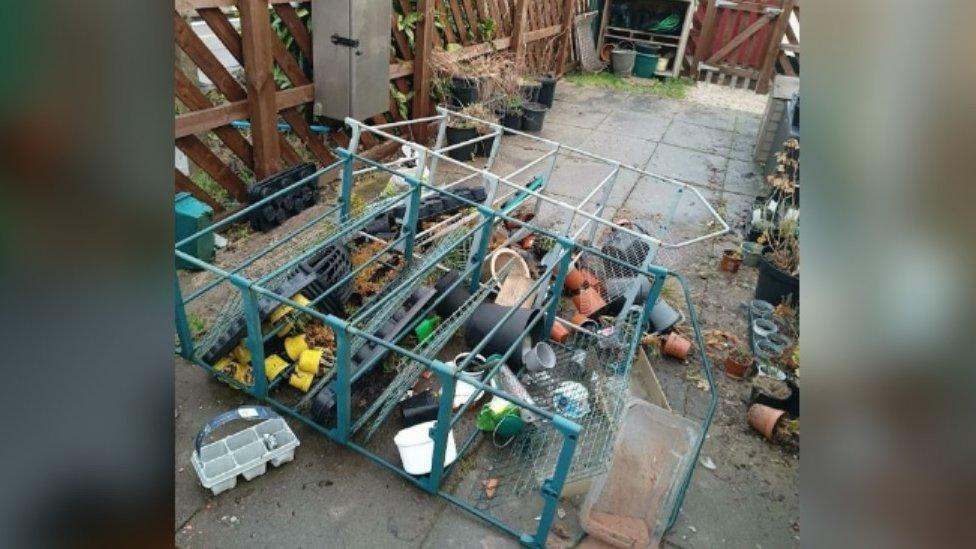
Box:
(457, 102), (498, 157)
(724, 344), (754, 378)
(521, 101), (548, 132)
(499, 93), (524, 133)
(755, 219), (799, 307)
(444, 107), (481, 162)
(517, 76), (542, 103)
(720, 248), (743, 273)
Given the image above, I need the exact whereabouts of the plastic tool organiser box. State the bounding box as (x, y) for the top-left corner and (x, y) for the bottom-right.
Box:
(191, 407), (300, 495)
(175, 107), (727, 547)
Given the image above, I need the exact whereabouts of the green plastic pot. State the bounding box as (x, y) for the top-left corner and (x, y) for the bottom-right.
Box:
(633, 52), (659, 79)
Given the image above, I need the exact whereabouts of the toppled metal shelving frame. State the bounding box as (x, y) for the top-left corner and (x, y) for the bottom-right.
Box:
(175, 107), (728, 547)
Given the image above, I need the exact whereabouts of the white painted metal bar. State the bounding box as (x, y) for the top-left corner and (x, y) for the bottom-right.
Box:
(343, 115), (729, 249)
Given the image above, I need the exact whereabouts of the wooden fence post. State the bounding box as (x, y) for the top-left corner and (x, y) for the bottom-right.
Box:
(692, 0), (718, 76)
(755, 0), (795, 94)
(553, 0), (577, 76)
(412, 0), (436, 142)
(510, 0), (530, 68)
(239, 0), (280, 179)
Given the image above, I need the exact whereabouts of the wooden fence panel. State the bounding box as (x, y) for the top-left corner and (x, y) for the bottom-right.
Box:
(175, 0), (574, 210)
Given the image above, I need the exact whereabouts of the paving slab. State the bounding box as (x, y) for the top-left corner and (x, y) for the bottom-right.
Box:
(730, 133), (758, 162)
(594, 109), (672, 142)
(673, 104), (738, 132)
(662, 121), (735, 156)
(646, 143), (728, 189)
(725, 159), (765, 196)
(734, 112), (762, 135)
(577, 132), (657, 169)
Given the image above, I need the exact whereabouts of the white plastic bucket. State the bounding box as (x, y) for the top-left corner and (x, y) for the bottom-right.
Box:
(393, 420), (457, 475)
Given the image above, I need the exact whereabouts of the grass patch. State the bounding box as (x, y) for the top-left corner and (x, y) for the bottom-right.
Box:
(190, 170), (235, 208)
(564, 71), (694, 100)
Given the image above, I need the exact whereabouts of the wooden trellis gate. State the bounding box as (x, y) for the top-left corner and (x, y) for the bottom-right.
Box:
(175, 0), (585, 216)
(686, 0), (799, 93)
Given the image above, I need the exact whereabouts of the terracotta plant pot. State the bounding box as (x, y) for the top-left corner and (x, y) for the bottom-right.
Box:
(550, 320), (571, 343)
(720, 249), (743, 273)
(564, 268), (600, 292)
(748, 403), (787, 440)
(573, 287), (607, 317)
(662, 332), (692, 360)
(520, 235), (536, 249)
(571, 312), (589, 325)
(724, 355), (752, 378)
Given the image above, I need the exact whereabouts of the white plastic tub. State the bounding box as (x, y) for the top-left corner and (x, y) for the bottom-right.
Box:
(393, 420), (457, 475)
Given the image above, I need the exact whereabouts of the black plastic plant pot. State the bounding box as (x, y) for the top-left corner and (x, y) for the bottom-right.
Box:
(501, 109), (523, 134)
(521, 102), (547, 132)
(755, 256), (799, 307)
(445, 125), (477, 161)
(450, 76), (480, 107)
(433, 271), (473, 318)
(463, 303), (542, 372)
(519, 81), (542, 103)
(474, 135), (495, 158)
(537, 76), (557, 108)
(400, 391), (440, 427)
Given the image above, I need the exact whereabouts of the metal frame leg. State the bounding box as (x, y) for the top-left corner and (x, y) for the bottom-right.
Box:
(240, 286), (269, 399)
(175, 276), (194, 359)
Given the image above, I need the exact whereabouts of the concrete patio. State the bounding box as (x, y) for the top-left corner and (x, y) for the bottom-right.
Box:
(175, 81), (798, 548)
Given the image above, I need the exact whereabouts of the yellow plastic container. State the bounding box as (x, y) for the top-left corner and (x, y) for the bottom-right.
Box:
(267, 293), (311, 337)
(213, 356), (237, 375)
(232, 364), (253, 385)
(232, 343), (252, 364)
(284, 334), (309, 361)
(298, 348), (324, 375)
(289, 371), (313, 392)
(265, 354), (289, 380)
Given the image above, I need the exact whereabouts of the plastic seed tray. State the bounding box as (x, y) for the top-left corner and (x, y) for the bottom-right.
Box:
(191, 413), (300, 496)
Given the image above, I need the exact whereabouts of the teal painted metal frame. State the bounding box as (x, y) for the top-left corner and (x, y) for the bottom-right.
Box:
(176, 116), (722, 546)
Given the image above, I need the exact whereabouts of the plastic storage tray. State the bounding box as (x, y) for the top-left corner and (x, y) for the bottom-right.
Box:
(191, 416), (300, 495)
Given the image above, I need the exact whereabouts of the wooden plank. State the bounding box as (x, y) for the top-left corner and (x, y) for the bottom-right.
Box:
(197, 8), (242, 61)
(412, 0), (437, 143)
(705, 13), (774, 64)
(439, 6), (459, 45)
(280, 108), (336, 164)
(176, 168), (224, 212)
(175, 67), (254, 170)
(509, 0), (530, 65)
(756, 0), (795, 94)
(391, 11), (414, 60)
(552, 0), (576, 76)
(693, 0), (719, 74)
(176, 135), (248, 201)
(174, 12), (245, 101)
(239, 0), (280, 178)
(448, 0), (471, 45)
(177, 0), (306, 16)
(272, 4), (313, 60)
(460, 0), (481, 42)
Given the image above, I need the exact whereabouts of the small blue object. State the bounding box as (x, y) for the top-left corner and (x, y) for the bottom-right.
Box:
(175, 192), (215, 270)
